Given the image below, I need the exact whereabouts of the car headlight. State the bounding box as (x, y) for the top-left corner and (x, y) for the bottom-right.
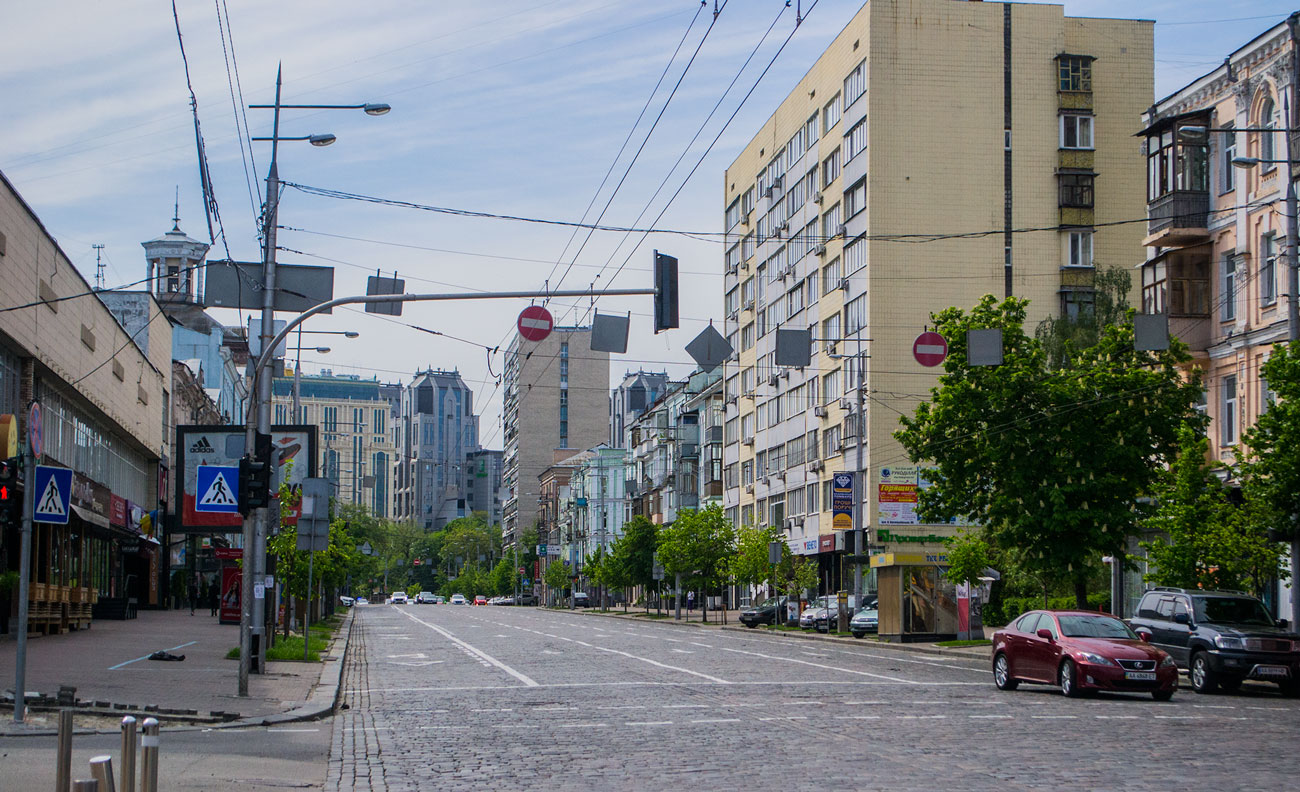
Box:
(1214, 635), (1246, 650)
(1159, 654), (1177, 668)
(1076, 652), (1116, 666)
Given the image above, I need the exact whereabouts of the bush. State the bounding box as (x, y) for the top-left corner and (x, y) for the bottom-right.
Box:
(982, 592), (1111, 627)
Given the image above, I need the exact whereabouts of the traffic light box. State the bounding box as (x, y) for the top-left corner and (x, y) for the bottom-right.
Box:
(238, 432), (273, 516)
(0, 456), (21, 527)
(654, 251), (679, 334)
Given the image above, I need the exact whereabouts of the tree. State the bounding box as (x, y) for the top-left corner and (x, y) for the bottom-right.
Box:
(785, 557), (820, 604)
(1035, 267), (1131, 370)
(1141, 427), (1282, 593)
(1243, 342), (1300, 546)
(657, 504), (735, 622)
(489, 557), (519, 596)
(943, 531), (993, 589)
(895, 295), (1205, 607)
(618, 516), (660, 607)
(731, 524), (784, 597)
(543, 560), (570, 603)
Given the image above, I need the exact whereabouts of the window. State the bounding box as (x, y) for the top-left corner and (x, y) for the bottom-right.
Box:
(741, 367), (755, 393)
(1061, 290), (1096, 321)
(742, 187), (755, 216)
(742, 460), (754, 485)
(822, 203), (842, 238)
(844, 59), (866, 107)
(742, 232), (754, 261)
(822, 147), (841, 188)
(807, 482), (819, 513)
(1148, 124), (1208, 199)
(726, 198), (742, 230)
(1221, 254), (1236, 321)
(822, 314), (841, 352)
(845, 119), (868, 161)
(846, 293), (868, 334)
(741, 323), (755, 351)
(1059, 172), (1094, 208)
(1060, 114), (1093, 149)
(726, 287), (740, 315)
(1066, 230), (1093, 268)
(787, 284), (805, 317)
(726, 244), (742, 272)
(1058, 56), (1092, 91)
(1260, 97), (1277, 165)
(1168, 256), (1210, 316)
(823, 424), (843, 456)
(845, 179), (866, 218)
(805, 114), (819, 146)
(742, 277), (755, 305)
(845, 237), (867, 274)
(1142, 258), (1166, 314)
(1220, 123), (1236, 193)
(1261, 233), (1278, 306)
(822, 369), (840, 402)
(1221, 375), (1237, 445)
(823, 92), (841, 131)
(822, 257), (841, 295)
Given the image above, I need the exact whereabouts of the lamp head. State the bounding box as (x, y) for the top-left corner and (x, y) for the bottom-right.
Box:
(1232, 156), (1262, 169)
(363, 103), (391, 116)
(308, 133), (337, 147)
(344, 331), (360, 338)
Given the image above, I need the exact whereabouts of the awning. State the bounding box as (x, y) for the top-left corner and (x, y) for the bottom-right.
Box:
(70, 504), (110, 529)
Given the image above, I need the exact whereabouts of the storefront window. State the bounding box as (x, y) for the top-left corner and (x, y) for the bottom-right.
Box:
(902, 566), (959, 635)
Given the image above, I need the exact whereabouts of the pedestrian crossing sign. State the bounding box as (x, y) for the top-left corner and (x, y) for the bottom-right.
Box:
(33, 465), (72, 525)
(195, 465), (241, 513)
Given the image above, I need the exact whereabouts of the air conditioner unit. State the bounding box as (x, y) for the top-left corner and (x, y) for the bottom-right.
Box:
(809, 459), (825, 472)
(741, 212), (751, 226)
(827, 343), (838, 356)
(773, 227), (785, 240)
(771, 175), (783, 189)
(840, 397), (854, 412)
(745, 483), (755, 494)
(767, 374), (780, 387)
(814, 405), (828, 418)
(742, 436), (755, 446)
(813, 191), (824, 204)
(778, 268), (789, 282)
(835, 224), (847, 237)
(813, 243), (827, 257)
(784, 517), (797, 530)
(838, 278), (850, 291)
(762, 186), (774, 199)
(762, 476), (771, 486)
(743, 299), (755, 312)
(727, 265), (739, 277)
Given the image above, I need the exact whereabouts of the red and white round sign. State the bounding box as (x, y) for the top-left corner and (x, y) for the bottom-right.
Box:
(517, 305), (554, 342)
(912, 331), (948, 367)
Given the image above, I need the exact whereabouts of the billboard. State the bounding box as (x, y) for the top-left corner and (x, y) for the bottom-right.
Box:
(176, 425), (317, 532)
(877, 466), (920, 525)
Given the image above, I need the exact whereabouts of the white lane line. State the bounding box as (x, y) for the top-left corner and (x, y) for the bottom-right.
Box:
(471, 708), (514, 713)
(626, 721), (674, 726)
(556, 722), (606, 728)
(1094, 715), (1140, 720)
(691, 718), (741, 724)
(108, 640), (199, 670)
(399, 609), (539, 687)
(759, 716), (809, 721)
(719, 645), (915, 684)
(833, 715), (879, 720)
(596, 705), (647, 710)
(969, 715), (1013, 719)
(689, 642), (713, 648)
(1031, 715), (1076, 719)
(671, 649), (695, 654)
(664, 704), (709, 709)
(267, 728), (320, 732)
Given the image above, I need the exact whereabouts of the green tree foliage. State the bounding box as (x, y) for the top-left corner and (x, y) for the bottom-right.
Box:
(543, 559), (570, 595)
(1141, 427), (1282, 593)
(785, 556), (820, 601)
(942, 531), (993, 588)
(1243, 342), (1300, 544)
(1035, 267), (1132, 370)
(618, 516), (660, 595)
(489, 557), (520, 596)
(731, 524), (784, 592)
(657, 504), (735, 619)
(895, 295), (1205, 606)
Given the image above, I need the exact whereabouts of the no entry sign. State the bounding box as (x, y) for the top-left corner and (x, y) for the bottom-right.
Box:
(913, 331), (948, 367)
(517, 305), (554, 342)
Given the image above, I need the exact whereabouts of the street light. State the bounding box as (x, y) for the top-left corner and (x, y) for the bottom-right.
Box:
(238, 66), (387, 698)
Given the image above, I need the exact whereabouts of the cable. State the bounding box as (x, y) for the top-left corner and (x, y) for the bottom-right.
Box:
(214, 0), (262, 225)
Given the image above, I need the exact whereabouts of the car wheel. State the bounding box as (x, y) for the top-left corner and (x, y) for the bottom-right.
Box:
(1059, 659), (1083, 698)
(1279, 679), (1300, 698)
(1152, 689), (1174, 702)
(851, 631), (865, 639)
(993, 653), (1019, 691)
(1190, 651), (1218, 694)
(745, 623), (757, 629)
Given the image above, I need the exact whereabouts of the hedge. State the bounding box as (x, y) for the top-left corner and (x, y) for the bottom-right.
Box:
(981, 593), (1111, 628)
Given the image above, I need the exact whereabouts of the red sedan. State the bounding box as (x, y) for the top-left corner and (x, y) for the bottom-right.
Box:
(473, 595), (488, 606)
(992, 610), (1178, 700)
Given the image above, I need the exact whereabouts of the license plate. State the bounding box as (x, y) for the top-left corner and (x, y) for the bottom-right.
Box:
(1253, 665), (1291, 678)
(1125, 671), (1157, 681)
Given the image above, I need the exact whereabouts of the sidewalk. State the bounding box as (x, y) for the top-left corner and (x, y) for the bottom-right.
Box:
(0, 607), (352, 735)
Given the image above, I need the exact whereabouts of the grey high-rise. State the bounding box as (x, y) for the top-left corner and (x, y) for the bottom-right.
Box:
(502, 326), (609, 546)
(395, 368), (482, 531)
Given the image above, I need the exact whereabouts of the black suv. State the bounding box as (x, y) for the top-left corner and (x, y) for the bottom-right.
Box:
(1129, 587), (1300, 696)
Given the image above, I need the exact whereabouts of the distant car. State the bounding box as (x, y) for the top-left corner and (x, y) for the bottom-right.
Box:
(356, 597), (369, 605)
(992, 610), (1178, 700)
(800, 596), (833, 629)
(433, 595), (446, 604)
(339, 596), (355, 607)
(474, 595), (488, 606)
(740, 597), (783, 628)
(415, 592), (436, 604)
(450, 594), (467, 605)
(850, 608), (879, 638)
(572, 592), (590, 608)
(513, 593), (538, 606)
(389, 592), (409, 605)
(814, 595), (864, 632)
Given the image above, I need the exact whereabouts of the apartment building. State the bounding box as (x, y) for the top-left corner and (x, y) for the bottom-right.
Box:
(1138, 16), (1298, 617)
(628, 369), (724, 525)
(465, 448), (504, 527)
(501, 327), (609, 546)
(271, 371), (400, 518)
(720, 0), (1152, 595)
(393, 368), (481, 530)
(610, 369), (671, 450)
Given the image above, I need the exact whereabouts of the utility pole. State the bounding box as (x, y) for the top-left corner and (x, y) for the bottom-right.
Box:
(12, 417), (35, 723)
(1286, 12), (1300, 632)
(853, 334), (866, 609)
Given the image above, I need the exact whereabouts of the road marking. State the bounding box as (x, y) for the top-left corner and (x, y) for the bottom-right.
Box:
(898, 714), (947, 720)
(1094, 715), (1140, 720)
(267, 728), (320, 732)
(672, 649), (695, 654)
(472, 708), (514, 712)
(718, 645), (915, 683)
(1031, 715), (1076, 719)
(1154, 715), (1203, 720)
(387, 653), (427, 659)
(108, 641), (198, 670)
(689, 642), (713, 648)
(597, 705), (647, 710)
(399, 609), (539, 687)
(625, 721), (674, 726)
(969, 715), (1013, 719)
(664, 704), (709, 709)
(759, 716), (809, 721)
(556, 722), (606, 728)
(833, 715), (879, 720)
(691, 718), (741, 724)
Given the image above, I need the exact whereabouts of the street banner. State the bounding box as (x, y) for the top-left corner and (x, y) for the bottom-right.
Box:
(176, 425), (316, 531)
(831, 471), (854, 531)
(878, 466), (920, 525)
(219, 566), (241, 624)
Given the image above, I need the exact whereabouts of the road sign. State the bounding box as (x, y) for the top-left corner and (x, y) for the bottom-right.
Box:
(32, 465), (72, 524)
(537, 544), (547, 556)
(517, 305), (554, 342)
(832, 471), (855, 531)
(913, 331), (948, 367)
(28, 402), (41, 458)
(195, 465), (241, 513)
(768, 541), (783, 565)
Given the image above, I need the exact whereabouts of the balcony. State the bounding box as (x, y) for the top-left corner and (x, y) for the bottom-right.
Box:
(1144, 190), (1209, 247)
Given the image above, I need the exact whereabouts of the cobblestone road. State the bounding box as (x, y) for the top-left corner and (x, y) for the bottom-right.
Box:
(327, 605), (1300, 791)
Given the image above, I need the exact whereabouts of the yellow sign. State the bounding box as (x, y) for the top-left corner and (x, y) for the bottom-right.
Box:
(0, 414), (16, 457)
(832, 512), (852, 530)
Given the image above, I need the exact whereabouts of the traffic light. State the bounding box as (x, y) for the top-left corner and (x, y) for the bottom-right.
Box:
(238, 433), (274, 515)
(653, 251), (679, 334)
(0, 456), (20, 526)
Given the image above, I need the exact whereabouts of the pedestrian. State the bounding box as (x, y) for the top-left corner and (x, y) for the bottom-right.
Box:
(189, 580), (198, 615)
(687, 591), (695, 613)
(209, 577), (219, 616)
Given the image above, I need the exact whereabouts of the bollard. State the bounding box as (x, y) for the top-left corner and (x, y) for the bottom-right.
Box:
(71, 782), (98, 792)
(138, 718), (159, 792)
(119, 716), (137, 792)
(89, 756), (116, 792)
(57, 709), (75, 792)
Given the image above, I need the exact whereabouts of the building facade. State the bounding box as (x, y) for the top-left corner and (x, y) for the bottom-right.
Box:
(629, 369), (723, 526)
(568, 445), (629, 559)
(465, 448), (504, 527)
(502, 327), (610, 546)
(1138, 17), (1298, 617)
(394, 369), (481, 530)
(610, 369), (670, 450)
(720, 0), (1153, 604)
(272, 371), (400, 518)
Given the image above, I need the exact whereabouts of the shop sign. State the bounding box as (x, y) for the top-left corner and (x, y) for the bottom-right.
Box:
(831, 472), (854, 531)
(877, 529), (946, 544)
(110, 494), (128, 527)
(818, 534), (835, 553)
(72, 472), (111, 525)
(877, 466), (919, 525)
(214, 547), (243, 560)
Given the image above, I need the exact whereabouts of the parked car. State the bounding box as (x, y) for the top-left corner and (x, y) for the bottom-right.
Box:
(449, 593), (467, 605)
(850, 607), (879, 638)
(992, 609), (1178, 700)
(814, 595), (865, 632)
(356, 597), (369, 605)
(740, 597), (785, 628)
(415, 592), (436, 604)
(339, 595), (355, 607)
(800, 596), (834, 630)
(474, 595), (488, 606)
(389, 592), (409, 605)
(572, 592), (590, 608)
(432, 595), (446, 604)
(1128, 587), (1300, 696)
(513, 592), (538, 606)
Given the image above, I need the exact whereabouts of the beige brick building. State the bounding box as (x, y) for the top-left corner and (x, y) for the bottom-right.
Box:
(720, 0), (1152, 611)
(502, 327), (609, 546)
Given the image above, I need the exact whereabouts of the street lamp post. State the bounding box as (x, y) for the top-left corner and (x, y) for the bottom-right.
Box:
(291, 329), (359, 422)
(238, 67), (388, 697)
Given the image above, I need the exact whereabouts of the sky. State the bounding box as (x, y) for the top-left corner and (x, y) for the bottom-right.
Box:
(1, 0), (1294, 450)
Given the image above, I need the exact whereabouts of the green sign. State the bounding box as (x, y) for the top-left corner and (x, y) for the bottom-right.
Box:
(877, 529), (946, 544)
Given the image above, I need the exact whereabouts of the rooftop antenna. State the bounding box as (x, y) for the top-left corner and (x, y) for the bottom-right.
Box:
(173, 186), (181, 231)
(93, 244), (106, 290)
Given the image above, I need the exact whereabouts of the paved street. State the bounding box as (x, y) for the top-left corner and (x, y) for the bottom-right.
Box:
(328, 605), (1300, 791)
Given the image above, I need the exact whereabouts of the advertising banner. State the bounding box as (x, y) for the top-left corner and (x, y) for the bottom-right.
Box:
(176, 425), (316, 532)
(877, 466), (920, 525)
(219, 566), (241, 624)
(831, 472), (855, 531)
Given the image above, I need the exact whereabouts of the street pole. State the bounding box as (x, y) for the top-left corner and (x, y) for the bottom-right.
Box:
(304, 548), (313, 663)
(12, 436), (34, 723)
(1285, 65), (1300, 629)
(853, 333), (865, 609)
